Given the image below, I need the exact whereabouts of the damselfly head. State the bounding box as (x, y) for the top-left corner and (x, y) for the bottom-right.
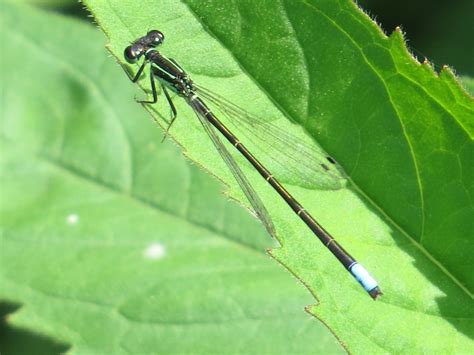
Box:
(124, 30), (164, 63)
(146, 30), (164, 46)
(124, 44), (145, 63)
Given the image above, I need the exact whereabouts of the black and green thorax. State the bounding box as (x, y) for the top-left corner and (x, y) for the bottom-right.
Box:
(146, 49), (194, 97)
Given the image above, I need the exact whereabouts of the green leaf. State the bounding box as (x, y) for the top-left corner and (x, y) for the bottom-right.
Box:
(461, 76), (474, 96)
(12, 0), (75, 7)
(0, 3), (345, 354)
(83, 0), (474, 352)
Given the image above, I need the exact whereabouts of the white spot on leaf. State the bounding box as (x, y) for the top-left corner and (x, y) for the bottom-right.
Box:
(144, 243), (166, 260)
(67, 214), (79, 225)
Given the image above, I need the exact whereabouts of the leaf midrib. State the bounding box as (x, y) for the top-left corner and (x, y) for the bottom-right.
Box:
(1, 270), (305, 327)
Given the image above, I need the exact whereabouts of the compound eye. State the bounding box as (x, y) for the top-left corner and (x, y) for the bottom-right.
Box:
(124, 45), (142, 63)
(147, 30), (164, 45)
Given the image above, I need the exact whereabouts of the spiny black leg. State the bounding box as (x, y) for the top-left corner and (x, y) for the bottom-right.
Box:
(162, 84), (177, 119)
(122, 59), (148, 82)
(131, 59), (148, 82)
(161, 83), (178, 142)
(136, 68), (158, 104)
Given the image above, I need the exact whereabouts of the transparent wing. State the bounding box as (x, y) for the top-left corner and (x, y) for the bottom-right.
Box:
(194, 84), (347, 190)
(190, 104), (276, 237)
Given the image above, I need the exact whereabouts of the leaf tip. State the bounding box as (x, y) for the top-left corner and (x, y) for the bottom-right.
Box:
(389, 26), (405, 45)
(439, 64), (457, 81)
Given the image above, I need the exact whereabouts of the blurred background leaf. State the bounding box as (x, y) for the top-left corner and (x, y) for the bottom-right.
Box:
(15, 0), (72, 6)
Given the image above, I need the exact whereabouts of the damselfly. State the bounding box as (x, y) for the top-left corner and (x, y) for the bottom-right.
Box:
(123, 30), (382, 299)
